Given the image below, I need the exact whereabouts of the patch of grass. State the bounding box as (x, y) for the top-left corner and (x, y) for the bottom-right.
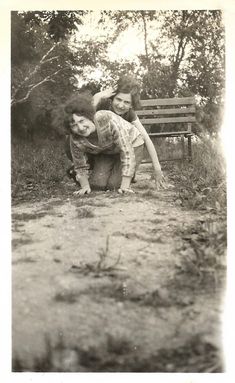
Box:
(168, 135), (226, 212)
(77, 207), (95, 218)
(53, 258), (61, 263)
(106, 334), (133, 355)
(12, 237), (33, 248)
(52, 244), (61, 250)
(112, 231), (163, 243)
(149, 217), (164, 224)
(89, 280), (193, 308)
(141, 190), (159, 198)
(174, 216), (226, 289)
(11, 138), (71, 204)
(54, 291), (78, 304)
(12, 222), (25, 232)
(12, 212), (48, 221)
(12, 256), (36, 264)
(74, 200), (108, 208)
(12, 333), (223, 372)
(106, 193), (127, 200)
(148, 226), (164, 235)
(153, 136), (188, 162)
(42, 199), (64, 209)
(134, 182), (154, 191)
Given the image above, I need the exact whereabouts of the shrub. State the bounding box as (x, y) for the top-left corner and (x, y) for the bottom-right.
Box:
(171, 134), (226, 211)
(11, 137), (69, 199)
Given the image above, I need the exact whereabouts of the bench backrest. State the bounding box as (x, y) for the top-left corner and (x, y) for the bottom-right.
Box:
(136, 96), (196, 136)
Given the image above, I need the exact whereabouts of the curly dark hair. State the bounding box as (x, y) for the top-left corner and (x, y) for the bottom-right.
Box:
(63, 91), (96, 133)
(112, 75), (141, 110)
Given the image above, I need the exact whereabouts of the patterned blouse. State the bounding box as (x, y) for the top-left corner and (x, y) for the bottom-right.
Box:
(70, 110), (144, 178)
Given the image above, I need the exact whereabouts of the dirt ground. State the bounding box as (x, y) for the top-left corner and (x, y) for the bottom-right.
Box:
(11, 164), (225, 372)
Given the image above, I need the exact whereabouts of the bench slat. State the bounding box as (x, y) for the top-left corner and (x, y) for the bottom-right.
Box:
(138, 97), (195, 160)
(136, 106), (195, 116)
(140, 97), (195, 107)
(140, 116), (196, 124)
(149, 131), (192, 137)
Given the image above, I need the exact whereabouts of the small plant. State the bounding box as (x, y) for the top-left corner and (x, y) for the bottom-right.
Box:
(70, 236), (122, 275)
(96, 236), (121, 271)
(77, 207), (95, 218)
(174, 217), (226, 288)
(54, 291), (77, 304)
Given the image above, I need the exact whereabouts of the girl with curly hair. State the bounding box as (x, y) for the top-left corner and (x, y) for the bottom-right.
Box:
(64, 92), (145, 195)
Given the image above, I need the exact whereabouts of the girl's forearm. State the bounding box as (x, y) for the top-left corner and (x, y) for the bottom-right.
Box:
(120, 175), (132, 190)
(144, 137), (161, 171)
(93, 92), (103, 108)
(93, 88), (116, 108)
(132, 119), (161, 171)
(75, 174), (90, 187)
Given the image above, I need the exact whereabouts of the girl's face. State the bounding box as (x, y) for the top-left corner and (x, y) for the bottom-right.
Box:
(112, 92), (132, 115)
(70, 114), (96, 137)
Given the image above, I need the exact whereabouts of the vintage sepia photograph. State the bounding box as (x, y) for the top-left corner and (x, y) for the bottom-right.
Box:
(3, 2), (230, 377)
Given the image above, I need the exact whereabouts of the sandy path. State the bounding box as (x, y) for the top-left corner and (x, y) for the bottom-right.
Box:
(11, 168), (224, 372)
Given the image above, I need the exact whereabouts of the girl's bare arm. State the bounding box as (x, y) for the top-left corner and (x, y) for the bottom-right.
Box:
(93, 87), (116, 108)
(132, 117), (165, 188)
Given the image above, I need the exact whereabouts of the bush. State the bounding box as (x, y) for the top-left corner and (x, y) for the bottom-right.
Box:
(11, 137), (69, 200)
(169, 134), (226, 211)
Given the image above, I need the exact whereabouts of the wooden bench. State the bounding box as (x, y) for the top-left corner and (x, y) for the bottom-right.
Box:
(136, 96), (196, 160)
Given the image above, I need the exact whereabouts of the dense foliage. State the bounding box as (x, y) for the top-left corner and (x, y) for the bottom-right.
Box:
(11, 10), (225, 138)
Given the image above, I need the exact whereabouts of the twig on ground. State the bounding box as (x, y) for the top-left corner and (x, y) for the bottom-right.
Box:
(96, 235), (122, 272)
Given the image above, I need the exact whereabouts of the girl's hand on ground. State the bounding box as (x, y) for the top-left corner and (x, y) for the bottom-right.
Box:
(155, 178), (167, 190)
(152, 172), (174, 190)
(73, 186), (91, 196)
(118, 188), (135, 194)
(152, 170), (167, 190)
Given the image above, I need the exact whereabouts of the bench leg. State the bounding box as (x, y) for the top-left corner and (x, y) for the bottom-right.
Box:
(181, 135), (185, 160)
(188, 135), (192, 160)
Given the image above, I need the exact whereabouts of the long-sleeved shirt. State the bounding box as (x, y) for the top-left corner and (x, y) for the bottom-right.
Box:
(70, 110), (144, 178)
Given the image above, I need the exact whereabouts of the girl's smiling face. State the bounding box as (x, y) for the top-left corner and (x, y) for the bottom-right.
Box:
(112, 92), (132, 115)
(70, 114), (96, 137)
